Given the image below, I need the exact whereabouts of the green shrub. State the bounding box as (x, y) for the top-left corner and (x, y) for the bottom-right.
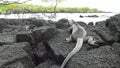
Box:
(0, 3), (102, 14)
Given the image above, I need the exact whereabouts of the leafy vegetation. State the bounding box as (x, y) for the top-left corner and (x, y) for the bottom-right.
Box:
(0, 3), (102, 14)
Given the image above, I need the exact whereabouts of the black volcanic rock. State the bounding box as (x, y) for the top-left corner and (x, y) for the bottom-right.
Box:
(67, 46), (120, 68)
(0, 33), (16, 44)
(31, 26), (58, 45)
(86, 15), (99, 18)
(0, 44), (35, 68)
(0, 19), (9, 32)
(79, 15), (84, 18)
(16, 26), (58, 45)
(105, 14), (120, 34)
(112, 42), (120, 56)
(55, 18), (69, 29)
(48, 14), (120, 68)
(88, 22), (94, 26)
(0, 14), (120, 68)
(93, 27), (114, 43)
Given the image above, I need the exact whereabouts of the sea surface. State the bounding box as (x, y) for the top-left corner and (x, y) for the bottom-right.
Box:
(0, 13), (119, 24)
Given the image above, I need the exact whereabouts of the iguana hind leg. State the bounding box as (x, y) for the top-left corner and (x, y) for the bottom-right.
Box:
(86, 36), (98, 46)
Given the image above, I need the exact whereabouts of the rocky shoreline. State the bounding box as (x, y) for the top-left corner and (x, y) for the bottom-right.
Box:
(0, 13), (120, 68)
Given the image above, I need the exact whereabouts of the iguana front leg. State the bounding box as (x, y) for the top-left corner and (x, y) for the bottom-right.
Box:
(65, 35), (72, 42)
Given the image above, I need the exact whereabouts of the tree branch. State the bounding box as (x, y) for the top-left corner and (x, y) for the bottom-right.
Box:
(0, 0), (32, 3)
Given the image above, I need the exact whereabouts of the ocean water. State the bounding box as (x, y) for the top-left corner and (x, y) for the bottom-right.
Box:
(0, 13), (119, 24)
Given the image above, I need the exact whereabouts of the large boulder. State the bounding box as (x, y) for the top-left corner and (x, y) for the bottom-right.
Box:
(0, 19), (9, 32)
(95, 21), (106, 28)
(67, 46), (120, 68)
(16, 26), (58, 45)
(94, 14), (120, 43)
(105, 14), (120, 35)
(0, 34), (16, 44)
(16, 31), (33, 44)
(6, 42), (33, 57)
(88, 22), (94, 26)
(29, 19), (46, 27)
(55, 18), (69, 29)
(0, 45), (35, 68)
(33, 41), (63, 66)
(93, 27), (114, 43)
(32, 26), (58, 43)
